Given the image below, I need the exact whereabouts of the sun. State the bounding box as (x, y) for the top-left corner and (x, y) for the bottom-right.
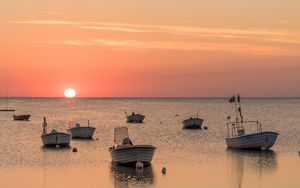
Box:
(64, 88), (76, 98)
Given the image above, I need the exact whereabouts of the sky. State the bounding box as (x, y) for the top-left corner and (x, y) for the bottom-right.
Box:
(0, 0), (300, 97)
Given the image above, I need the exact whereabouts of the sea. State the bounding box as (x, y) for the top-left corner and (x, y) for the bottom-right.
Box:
(0, 98), (299, 188)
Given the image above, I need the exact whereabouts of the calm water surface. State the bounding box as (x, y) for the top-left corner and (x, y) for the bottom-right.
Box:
(0, 98), (299, 188)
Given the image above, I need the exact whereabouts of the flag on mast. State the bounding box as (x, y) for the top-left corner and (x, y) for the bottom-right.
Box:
(228, 95), (235, 103)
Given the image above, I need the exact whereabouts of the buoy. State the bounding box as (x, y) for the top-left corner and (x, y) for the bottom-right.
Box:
(161, 167), (166, 174)
(204, 126), (208, 130)
(136, 161), (143, 169)
(72, 147), (78, 152)
(96, 138), (99, 140)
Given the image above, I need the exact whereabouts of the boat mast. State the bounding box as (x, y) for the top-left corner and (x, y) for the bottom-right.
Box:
(233, 95), (240, 125)
(237, 94), (243, 124)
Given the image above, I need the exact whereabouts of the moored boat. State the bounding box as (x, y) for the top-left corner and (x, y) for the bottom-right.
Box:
(109, 127), (156, 166)
(67, 120), (96, 139)
(182, 116), (203, 129)
(41, 117), (71, 147)
(225, 95), (278, 150)
(13, 114), (31, 121)
(0, 109), (15, 112)
(125, 112), (145, 123)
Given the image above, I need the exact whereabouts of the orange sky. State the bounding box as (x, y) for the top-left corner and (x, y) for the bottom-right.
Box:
(1, 0), (300, 97)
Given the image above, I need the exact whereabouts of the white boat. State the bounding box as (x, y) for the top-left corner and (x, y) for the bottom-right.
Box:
(109, 127), (156, 166)
(225, 95), (278, 150)
(41, 117), (71, 147)
(13, 114), (31, 121)
(226, 129), (278, 150)
(67, 121), (96, 139)
(125, 112), (145, 123)
(182, 116), (203, 129)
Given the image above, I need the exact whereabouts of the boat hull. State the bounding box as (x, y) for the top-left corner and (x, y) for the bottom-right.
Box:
(0, 109), (15, 112)
(127, 114), (145, 123)
(13, 115), (31, 121)
(226, 131), (278, 150)
(109, 145), (156, 165)
(41, 133), (71, 147)
(182, 118), (203, 129)
(67, 127), (96, 138)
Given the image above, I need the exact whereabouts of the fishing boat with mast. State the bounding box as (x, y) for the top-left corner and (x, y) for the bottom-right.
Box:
(225, 95), (278, 150)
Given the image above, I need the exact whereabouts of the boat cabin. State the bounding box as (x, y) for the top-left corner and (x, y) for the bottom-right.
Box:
(226, 121), (262, 138)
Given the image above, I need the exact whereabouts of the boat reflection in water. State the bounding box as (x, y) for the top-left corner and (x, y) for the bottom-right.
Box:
(110, 163), (155, 188)
(227, 149), (277, 188)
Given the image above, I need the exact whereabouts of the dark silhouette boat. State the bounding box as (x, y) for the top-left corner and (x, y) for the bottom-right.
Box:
(13, 114), (31, 121)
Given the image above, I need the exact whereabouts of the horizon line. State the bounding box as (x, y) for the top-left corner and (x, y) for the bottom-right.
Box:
(0, 96), (299, 99)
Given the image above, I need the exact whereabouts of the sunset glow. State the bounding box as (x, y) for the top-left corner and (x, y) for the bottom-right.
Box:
(1, 1), (300, 188)
(0, 1), (299, 97)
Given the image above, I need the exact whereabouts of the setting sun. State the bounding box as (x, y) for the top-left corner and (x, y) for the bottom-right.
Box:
(64, 88), (76, 98)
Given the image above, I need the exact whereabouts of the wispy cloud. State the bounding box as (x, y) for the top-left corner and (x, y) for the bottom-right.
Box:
(10, 19), (299, 39)
(7, 19), (300, 55)
(48, 40), (95, 46)
(10, 20), (75, 25)
(78, 25), (144, 33)
(41, 11), (62, 16)
(40, 39), (299, 56)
